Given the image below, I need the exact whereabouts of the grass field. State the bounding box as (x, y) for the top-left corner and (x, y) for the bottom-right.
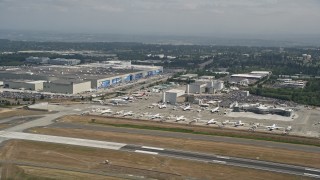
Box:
(60, 115), (320, 147)
(29, 126), (320, 169)
(0, 140), (304, 180)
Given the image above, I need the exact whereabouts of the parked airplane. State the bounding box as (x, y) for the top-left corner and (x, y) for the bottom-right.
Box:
(92, 99), (104, 104)
(233, 120), (244, 127)
(211, 107), (220, 113)
(122, 96), (134, 101)
(176, 116), (186, 122)
(158, 104), (167, 109)
(100, 109), (113, 114)
(150, 114), (163, 119)
(199, 103), (210, 107)
(206, 119), (218, 125)
(123, 111), (134, 116)
(266, 124), (284, 131)
(111, 99), (128, 105)
(183, 105), (192, 111)
(132, 92), (145, 97)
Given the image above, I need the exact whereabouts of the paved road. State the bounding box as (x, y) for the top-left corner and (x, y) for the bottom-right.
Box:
(50, 122), (320, 153)
(0, 130), (319, 178)
(4, 112), (68, 132)
(0, 115), (44, 124)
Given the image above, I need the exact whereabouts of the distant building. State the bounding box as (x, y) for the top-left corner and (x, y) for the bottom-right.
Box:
(48, 58), (81, 65)
(180, 74), (198, 79)
(26, 56), (49, 64)
(277, 79), (306, 88)
(233, 102), (293, 117)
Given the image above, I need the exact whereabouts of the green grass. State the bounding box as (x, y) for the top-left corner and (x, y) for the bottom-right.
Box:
(89, 121), (320, 147)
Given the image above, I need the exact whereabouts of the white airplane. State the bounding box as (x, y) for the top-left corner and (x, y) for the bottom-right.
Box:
(206, 119), (218, 125)
(150, 114), (163, 119)
(100, 109), (113, 114)
(132, 92), (145, 97)
(92, 99), (104, 104)
(115, 110), (124, 115)
(183, 105), (192, 111)
(189, 118), (200, 124)
(266, 124), (285, 131)
(285, 126), (292, 131)
(176, 116), (186, 122)
(233, 120), (244, 127)
(122, 96), (134, 101)
(199, 103), (210, 107)
(158, 104), (167, 109)
(111, 99), (128, 104)
(211, 107), (220, 113)
(123, 111), (134, 116)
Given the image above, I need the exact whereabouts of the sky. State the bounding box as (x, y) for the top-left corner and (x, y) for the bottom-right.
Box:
(0, 0), (320, 37)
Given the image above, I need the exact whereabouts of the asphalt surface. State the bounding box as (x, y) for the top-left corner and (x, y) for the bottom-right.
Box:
(121, 145), (320, 178)
(50, 122), (320, 153)
(0, 108), (319, 178)
(0, 130), (319, 178)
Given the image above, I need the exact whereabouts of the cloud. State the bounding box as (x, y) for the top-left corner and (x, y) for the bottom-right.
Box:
(0, 0), (319, 35)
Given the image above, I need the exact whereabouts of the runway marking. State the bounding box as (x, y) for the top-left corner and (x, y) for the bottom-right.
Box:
(0, 131), (126, 150)
(212, 160), (226, 164)
(135, 150), (158, 155)
(306, 168), (320, 172)
(216, 156), (230, 159)
(141, 146), (164, 151)
(304, 173), (320, 178)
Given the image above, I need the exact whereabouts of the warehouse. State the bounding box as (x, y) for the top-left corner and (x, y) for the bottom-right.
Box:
(43, 80), (91, 94)
(4, 80), (45, 91)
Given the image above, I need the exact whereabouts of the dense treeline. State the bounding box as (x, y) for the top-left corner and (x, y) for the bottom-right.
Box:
(249, 79), (320, 106)
(0, 39), (319, 75)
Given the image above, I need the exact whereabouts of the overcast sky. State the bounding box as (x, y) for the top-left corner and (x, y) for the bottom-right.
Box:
(0, 0), (319, 37)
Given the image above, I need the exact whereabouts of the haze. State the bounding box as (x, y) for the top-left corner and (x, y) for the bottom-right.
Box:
(0, 0), (320, 37)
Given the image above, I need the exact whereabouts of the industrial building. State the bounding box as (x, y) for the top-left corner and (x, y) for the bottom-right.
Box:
(0, 61), (163, 94)
(4, 80), (45, 91)
(232, 102), (293, 117)
(48, 58), (81, 65)
(180, 74), (198, 79)
(231, 71), (272, 80)
(26, 57), (81, 65)
(43, 80), (91, 94)
(277, 79), (306, 89)
(186, 80), (224, 94)
(162, 89), (185, 104)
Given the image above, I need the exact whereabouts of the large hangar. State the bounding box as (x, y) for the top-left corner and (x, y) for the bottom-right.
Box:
(162, 89), (185, 104)
(4, 80), (45, 91)
(43, 80), (91, 94)
(0, 61), (163, 94)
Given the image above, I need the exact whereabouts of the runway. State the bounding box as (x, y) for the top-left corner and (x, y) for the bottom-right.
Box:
(51, 122), (320, 153)
(0, 130), (319, 178)
(121, 145), (320, 178)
